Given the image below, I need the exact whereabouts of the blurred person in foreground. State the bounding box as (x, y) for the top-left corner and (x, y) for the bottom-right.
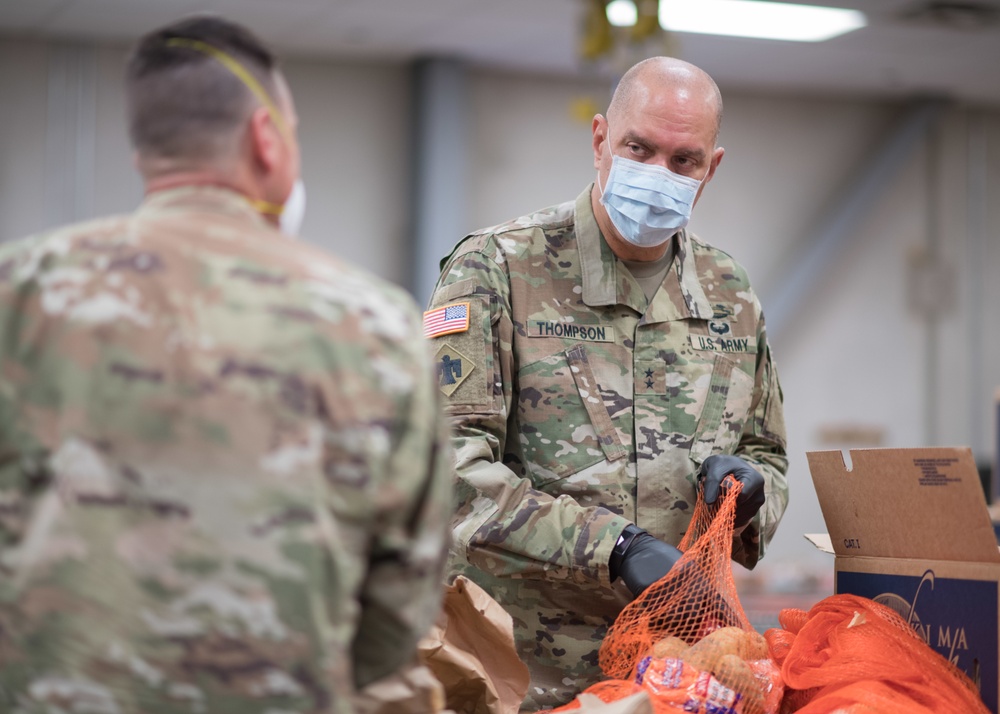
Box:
(425, 57), (788, 710)
(0, 15), (451, 713)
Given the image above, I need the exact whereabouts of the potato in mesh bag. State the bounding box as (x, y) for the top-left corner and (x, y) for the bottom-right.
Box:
(715, 653), (765, 712)
(649, 635), (689, 659)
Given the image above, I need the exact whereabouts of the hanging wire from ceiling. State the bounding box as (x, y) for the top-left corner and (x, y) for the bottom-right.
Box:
(579, 0), (680, 69)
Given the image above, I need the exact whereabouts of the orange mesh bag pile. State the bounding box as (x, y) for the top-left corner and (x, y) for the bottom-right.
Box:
(765, 593), (990, 714)
(549, 480), (783, 714)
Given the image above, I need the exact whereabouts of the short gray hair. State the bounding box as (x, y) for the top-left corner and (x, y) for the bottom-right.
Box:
(125, 15), (280, 163)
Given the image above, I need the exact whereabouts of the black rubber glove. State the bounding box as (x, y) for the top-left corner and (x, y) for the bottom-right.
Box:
(609, 524), (683, 597)
(699, 454), (765, 529)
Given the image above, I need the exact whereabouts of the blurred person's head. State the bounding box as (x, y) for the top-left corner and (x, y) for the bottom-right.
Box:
(591, 57), (725, 260)
(126, 15), (300, 226)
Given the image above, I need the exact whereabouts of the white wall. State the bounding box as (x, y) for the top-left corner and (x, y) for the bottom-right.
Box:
(2, 36), (1000, 576)
(0, 39), (50, 240)
(0, 39), (412, 285)
(286, 59), (411, 285)
(467, 69), (612, 231)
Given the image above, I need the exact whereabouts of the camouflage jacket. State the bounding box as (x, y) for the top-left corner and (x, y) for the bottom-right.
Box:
(0, 186), (453, 714)
(427, 185), (788, 710)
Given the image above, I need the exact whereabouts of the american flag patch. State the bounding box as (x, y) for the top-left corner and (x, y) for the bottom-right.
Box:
(423, 302), (470, 338)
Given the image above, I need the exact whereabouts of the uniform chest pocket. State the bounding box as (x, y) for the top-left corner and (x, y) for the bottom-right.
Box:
(689, 353), (755, 464)
(516, 344), (627, 487)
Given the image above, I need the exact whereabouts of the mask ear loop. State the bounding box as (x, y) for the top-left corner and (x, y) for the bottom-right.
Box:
(596, 130), (614, 197)
(165, 37), (291, 217)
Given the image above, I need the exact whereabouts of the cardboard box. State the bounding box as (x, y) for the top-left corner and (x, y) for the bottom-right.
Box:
(806, 447), (1000, 712)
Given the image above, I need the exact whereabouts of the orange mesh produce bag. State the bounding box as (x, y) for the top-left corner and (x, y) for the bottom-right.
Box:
(592, 480), (783, 714)
(764, 594), (990, 714)
(600, 479), (752, 679)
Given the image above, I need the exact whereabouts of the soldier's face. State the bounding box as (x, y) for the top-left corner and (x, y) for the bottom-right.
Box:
(593, 85), (724, 210)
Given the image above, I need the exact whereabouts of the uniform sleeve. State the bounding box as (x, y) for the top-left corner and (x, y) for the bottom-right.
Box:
(731, 296), (788, 569)
(0, 244), (45, 554)
(429, 240), (629, 586)
(0, 236), (63, 563)
(351, 309), (454, 689)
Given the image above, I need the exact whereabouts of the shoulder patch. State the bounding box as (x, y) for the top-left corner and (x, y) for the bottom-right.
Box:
(435, 342), (475, 396)
(424, 302), (470, 338)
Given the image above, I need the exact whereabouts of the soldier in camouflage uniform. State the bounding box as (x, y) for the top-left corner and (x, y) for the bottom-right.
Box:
(426, 58), (788, 710)
(0, 16), (451, 714)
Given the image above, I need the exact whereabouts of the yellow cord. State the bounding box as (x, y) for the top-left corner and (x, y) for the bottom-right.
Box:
(167, 38), (291, 138)
(165, 38), (292, 217)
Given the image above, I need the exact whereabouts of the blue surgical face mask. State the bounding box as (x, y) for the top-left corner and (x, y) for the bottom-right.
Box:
(598, 148), (702, 248)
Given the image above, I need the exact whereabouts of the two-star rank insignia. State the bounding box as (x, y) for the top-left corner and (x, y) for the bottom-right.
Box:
(635, 360), (666, 395)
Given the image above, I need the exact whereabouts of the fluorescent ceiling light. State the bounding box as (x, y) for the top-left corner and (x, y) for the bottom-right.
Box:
(607, 0), (639, 27)
(659, 0), (867, 42)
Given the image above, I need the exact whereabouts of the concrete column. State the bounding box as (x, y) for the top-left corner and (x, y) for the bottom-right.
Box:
(409, 57), (470, 307)
(966, 111), (990, 466)
(44, 44), (97, 228)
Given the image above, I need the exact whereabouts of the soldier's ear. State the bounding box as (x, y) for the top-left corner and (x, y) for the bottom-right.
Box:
(705, 146), (725, 183)
(592, 114), (609, 170)
(248, 105), (284, 174)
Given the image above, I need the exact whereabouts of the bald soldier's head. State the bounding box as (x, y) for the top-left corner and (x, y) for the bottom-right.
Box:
(591, 57), (726, 261)
(607, 57), (723, 143)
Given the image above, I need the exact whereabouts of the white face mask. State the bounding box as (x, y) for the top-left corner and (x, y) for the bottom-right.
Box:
(279, 179), (307, 236)
(598, 150), (702, 248)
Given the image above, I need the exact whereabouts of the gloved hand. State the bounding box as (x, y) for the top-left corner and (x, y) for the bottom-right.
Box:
(699, 454), (765, 529)
(609, 524), (683, 597)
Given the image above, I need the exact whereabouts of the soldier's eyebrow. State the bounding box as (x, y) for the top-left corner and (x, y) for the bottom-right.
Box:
(620, 130), (707, 162)
(621, 130), (656, 151)
(675, 147), (707, 162)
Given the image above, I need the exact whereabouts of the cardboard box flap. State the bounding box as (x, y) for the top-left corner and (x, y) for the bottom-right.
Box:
(804, 533), (834, 554)
(808, 447), (1000, 563)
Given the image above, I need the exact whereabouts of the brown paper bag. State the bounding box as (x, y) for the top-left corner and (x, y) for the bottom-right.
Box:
(352, 662), (451, 714)
(419, 576), (531, 714)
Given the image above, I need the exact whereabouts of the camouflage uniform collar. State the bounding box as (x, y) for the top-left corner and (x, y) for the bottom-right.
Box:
(575, 184), (623, 308)
(139, 185), (275, 232)
(575, 185), (712, 320)
(643, 231), (714, 323)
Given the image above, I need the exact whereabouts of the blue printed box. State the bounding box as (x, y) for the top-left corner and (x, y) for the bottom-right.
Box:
(806, 448), (1000, 713)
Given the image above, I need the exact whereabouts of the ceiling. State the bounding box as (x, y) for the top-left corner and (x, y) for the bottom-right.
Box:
(2, 0), (999, 105)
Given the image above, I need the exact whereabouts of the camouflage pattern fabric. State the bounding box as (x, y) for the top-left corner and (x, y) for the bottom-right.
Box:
(0, 186), (453, 714)
(426, 185), (788, 711)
